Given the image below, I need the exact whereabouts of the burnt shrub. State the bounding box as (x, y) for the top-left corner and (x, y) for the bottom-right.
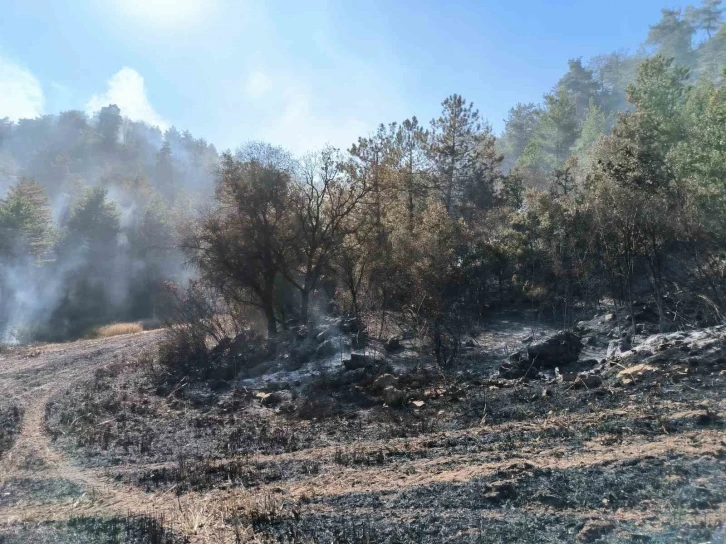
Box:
(155, 281), (267, 384)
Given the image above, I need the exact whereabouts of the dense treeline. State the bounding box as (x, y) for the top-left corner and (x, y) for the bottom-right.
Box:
(2, 1), (726, 347)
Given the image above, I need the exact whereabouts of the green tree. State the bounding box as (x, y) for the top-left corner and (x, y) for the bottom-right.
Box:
(393, 117), (430, 230)
(430, 94), (487, 215)
(687, 0), (723, 38)
(557, 58), (603, 120)
(155, 140), (175, 203)
(646, 9), (695, 67)
(589, 57), (691, 332)
(96, 104), (122, 150)
(0, 178), (54, 260)
(572, 98), (607, 168)
(697, 25), (726, 81)
(500, 103), (542, 171)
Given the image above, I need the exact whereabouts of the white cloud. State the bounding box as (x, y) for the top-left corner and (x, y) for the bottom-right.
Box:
(245, 71), (271, 98)
(116, 0), (216, 29)
(86, 68), (167, 129)
(0, 56), (44, 121)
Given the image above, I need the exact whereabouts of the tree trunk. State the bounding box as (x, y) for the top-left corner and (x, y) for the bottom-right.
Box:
(265, 307), (277, 338)
(263, 276), (277, 338)
(300, 289), (310, 324)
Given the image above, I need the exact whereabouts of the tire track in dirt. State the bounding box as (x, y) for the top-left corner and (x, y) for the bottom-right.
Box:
(0, 332), (178, 524)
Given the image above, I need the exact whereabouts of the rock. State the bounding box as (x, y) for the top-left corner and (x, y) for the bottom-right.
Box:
(464, 339), (476, 348)
(315, 339), (337, 359)
(344, 352), (368, 370)
(483, 482), (517, 503)
(385, 336), (402, 352)
(526, 331), (583, 369)
(210, 337), (232, 358)
(372, 373), (398, 391)
(521, 335), (533, 344)
(576, 520), (615, 542)
(534, 491), (570, 508)
(382, 386), (406, 406)
(509, 351), (527, 362)
(183, 387), (214, 406)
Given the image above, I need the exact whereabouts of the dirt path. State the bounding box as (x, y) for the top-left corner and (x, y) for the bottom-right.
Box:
(0, 333), (172, 519)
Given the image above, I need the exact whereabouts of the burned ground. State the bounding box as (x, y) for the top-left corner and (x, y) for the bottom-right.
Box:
(1, 312), (725, 542)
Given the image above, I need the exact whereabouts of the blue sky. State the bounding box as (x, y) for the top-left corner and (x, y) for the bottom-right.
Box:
(0, 0), (695, 154)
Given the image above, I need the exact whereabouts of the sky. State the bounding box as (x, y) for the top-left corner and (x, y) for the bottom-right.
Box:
(0, 0), (697, 154)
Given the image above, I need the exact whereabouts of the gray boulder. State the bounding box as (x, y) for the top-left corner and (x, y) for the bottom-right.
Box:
(526, 331), (583, 369)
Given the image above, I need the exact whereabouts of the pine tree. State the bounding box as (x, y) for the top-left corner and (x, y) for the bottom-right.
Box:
(430, 94), (485, 215)
(0, 178), (53, 260)
(646, 9), (695, 67)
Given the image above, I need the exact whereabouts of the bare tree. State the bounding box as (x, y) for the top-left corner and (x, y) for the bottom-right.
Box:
(284, 147), (371, 322)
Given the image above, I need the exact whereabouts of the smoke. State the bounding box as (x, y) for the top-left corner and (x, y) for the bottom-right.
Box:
(0, 246), (85, 344)
(0, 107), (216, 344)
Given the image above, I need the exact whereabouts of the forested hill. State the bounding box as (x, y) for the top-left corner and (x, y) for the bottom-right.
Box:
(499, 1), (726, 174)
(0, 105), (218, 343)
(1, 0), (726, 344)
(0, 104), (218, 203)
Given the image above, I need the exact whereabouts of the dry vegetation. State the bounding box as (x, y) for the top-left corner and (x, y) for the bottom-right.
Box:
(92, 323), (145, 338)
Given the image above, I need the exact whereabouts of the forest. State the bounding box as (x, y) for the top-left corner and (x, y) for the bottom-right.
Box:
(1, 0), (726, 347)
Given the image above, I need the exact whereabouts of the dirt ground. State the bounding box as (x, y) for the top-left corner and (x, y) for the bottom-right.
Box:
(0, 317), (724, 543)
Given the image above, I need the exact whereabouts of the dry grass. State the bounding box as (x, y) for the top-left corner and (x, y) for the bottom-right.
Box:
(93, 323), (144, 338)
